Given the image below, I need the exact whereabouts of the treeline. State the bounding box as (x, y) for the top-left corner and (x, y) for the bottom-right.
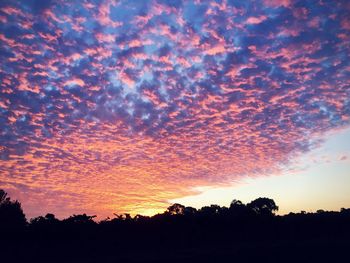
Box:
(1, 189), (350, 262)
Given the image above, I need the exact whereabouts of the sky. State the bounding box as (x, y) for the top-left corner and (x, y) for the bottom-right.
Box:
(0, 0), (349, 219)
(172, 127), (350, 214)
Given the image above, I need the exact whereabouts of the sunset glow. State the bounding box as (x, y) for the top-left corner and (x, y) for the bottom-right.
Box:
(0, 0), (349, 219)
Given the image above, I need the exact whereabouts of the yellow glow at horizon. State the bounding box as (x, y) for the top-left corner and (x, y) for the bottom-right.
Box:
(171, 128), (350, 214)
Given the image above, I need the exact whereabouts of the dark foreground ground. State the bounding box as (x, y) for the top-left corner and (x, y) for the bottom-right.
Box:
(2, 210), (350, 263)
(3, 238), (349, 262)
(4, 236), (349, 263)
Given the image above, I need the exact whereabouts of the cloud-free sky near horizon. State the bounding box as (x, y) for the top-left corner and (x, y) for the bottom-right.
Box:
(172, 127), (350, 215)
(0, 0), (349, 218)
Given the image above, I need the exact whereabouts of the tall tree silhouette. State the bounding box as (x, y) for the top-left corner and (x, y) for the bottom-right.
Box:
(0, 189), (27, 231)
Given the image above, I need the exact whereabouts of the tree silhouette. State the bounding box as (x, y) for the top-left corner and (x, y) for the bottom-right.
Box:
(229, 199), (248, 218)
(230, 199), (244, 208)
(113, 213), (133, 221)
(0, 189), (27, 231)
(247, 197), (278, 216)
(184, 206), (197, 216)
(1, 192), (350, 263)
(63, 213), (96, 224)
(0, 190), (9, 204)
(30, 213), (60, 227)
(167, 203), (186, 215)
(199, 204), (223, 217)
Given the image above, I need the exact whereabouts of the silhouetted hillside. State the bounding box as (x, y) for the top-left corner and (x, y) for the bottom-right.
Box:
(1, 189), (349, 263)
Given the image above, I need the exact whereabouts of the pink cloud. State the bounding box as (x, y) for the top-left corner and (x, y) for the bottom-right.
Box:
(264, 0), (291, 8)
(246, 16), (267, 25)
(204, 44), (226, 55)
(64, 78), (85, 87)
(95, 33), (116, 43)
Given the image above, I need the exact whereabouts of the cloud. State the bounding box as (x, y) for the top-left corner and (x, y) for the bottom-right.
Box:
(246, 16), (267, 25)
(0, 0), (349, 218)
(340, 155), (348, 161)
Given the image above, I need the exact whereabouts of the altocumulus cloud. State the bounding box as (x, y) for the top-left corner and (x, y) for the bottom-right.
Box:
(0, 0), (349, 218)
